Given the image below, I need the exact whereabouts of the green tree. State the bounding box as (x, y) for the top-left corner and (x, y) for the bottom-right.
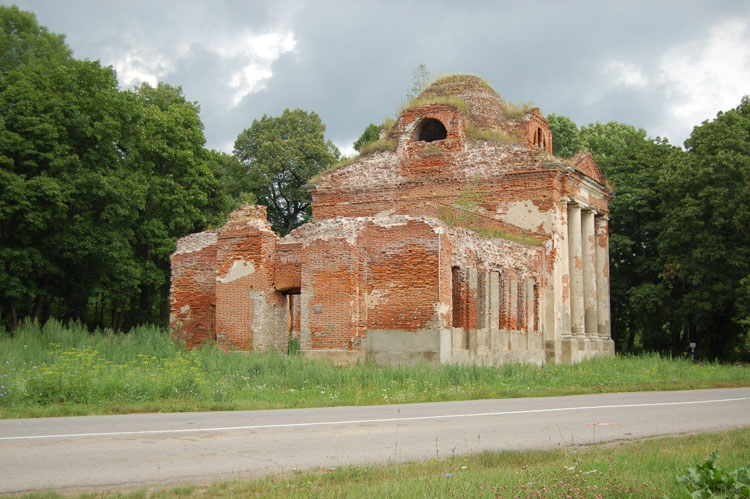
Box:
(657, 97), (750, 359)
(579, 121), (649, 174)
(0, 5), (69, 75)
(126, 82), (231, 328)
(0, 56), (144, 328)
(547, 113), (583, 158)
(0, 7), (232, 331)
(353, 123), (382, 152)
(233, 109), (340, 235)
(603, 135), (682, 353)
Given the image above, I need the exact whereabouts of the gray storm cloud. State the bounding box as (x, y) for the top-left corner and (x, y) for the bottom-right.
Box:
(7, 0), (750, 152)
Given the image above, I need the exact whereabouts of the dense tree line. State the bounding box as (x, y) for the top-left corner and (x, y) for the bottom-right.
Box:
(549, 100), (750, 360)
(0, 7), (339, 331)
(0, 7), (233, 330)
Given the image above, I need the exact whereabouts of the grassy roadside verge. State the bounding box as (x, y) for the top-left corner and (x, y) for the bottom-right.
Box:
(1, 320), (749, 419)
(20, 427), (750, 498)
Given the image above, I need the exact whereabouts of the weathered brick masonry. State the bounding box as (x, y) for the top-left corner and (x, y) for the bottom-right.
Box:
(170, 74), (614, 365)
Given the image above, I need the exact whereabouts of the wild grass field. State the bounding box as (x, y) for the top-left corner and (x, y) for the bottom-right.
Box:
(1, 320), (748, 418)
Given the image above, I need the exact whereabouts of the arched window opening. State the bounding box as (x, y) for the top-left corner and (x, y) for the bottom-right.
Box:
(535, 127), (543, 148)
(416, 118), (447, 142)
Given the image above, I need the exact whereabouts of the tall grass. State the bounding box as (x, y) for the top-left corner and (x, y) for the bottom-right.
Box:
(397, 95), (468, 116)
(31, 428), (750, 497)
(1, 320), (748, 418)
(502, 99), (536, 119)
(465, 125), (519, 144)
(187, 428), (750, 498)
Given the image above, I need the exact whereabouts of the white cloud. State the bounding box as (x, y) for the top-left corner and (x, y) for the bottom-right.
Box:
(596, 18), (750, 144)
(215, 31), (297, 107)
(111, 29), (297, 107)
(336, 141), (357, 158)
(213, 31), (296, 61)
(603, 60), (649, 89)
(658, 19), (750, 130)
(113, 52), (173, 88)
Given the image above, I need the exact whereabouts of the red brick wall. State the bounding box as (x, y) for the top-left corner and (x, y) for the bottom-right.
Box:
(570, 151), (606, 185)
(304, 237), (358, 349)
(362, 220), (441, 331)
(296, 217), (447, 351)
(214, 206), (279, 350)
(169, 231), (218, 349)
(513, 108), (553, 153)
(274, 242), (302, 292)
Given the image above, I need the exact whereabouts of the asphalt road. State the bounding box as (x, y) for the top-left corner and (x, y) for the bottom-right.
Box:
(1, 387), (748, 494)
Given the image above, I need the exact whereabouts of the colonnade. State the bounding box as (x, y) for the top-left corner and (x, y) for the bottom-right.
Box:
(566, 201), (611, 339)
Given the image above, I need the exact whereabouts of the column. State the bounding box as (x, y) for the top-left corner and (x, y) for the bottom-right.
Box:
(556, 198), (572, 339)
(489, 271), (500, 335)
(581, 209), (598, 338)
(509, 270), (519, 330)
(567, 202), (584, 336)
(595, 216), (612, 339)
(525, 278), (535, 332)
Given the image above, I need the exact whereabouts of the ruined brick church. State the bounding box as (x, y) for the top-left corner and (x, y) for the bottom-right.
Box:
(170, 75), (614, 365)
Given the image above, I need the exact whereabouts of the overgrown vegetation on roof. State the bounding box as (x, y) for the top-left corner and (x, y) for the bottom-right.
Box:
(502, 100), (536, 119)
(466, 125), (520, 144)
(398, 95), (468, 115)
(418, 74), (498, 99)
(359, 137), (397, 155)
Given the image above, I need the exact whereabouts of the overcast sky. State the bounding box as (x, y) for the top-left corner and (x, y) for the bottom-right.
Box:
(6, 1), (750, 155)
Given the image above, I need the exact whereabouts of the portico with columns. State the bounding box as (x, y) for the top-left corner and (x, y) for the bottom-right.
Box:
(558, 193), (614, 363)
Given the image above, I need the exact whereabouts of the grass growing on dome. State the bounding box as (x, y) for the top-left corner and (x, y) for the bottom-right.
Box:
(397, 95), (469, 116)
(502, 100), (536, 119)
(466, 125), (520, 144)
(420, 74), (498, 98)
(359, 137), (397, 156)
(416, 144), (446, 157)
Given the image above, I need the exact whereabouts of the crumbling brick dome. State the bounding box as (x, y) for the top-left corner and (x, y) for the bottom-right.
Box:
(415, 74), (508, 132)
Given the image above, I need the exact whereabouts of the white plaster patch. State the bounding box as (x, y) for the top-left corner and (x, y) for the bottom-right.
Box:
(285, 215), (447, 247)
(180, 305), (190, 314)
(436, 302), (450, 316)
(501, 201), (552, 233)
(447, 227), (541, 278)
(374, 209), (396, 219)
(365, 289), (389, 308)
(217, 260), (256, 283)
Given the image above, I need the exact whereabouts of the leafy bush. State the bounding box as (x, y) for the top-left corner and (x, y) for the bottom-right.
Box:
(676, 451), (750, 498)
